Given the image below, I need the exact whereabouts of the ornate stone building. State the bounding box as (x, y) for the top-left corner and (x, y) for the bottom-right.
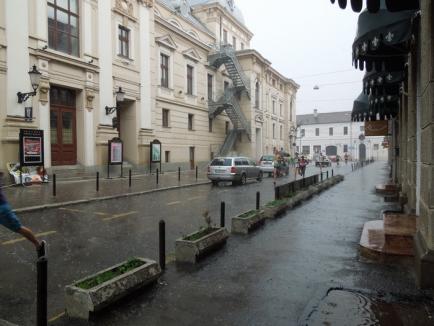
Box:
(0, 0), (297, 173)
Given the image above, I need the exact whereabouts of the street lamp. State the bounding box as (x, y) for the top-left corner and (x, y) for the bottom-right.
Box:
(17, 65), (42, 103)
(105, 87), (125, 115)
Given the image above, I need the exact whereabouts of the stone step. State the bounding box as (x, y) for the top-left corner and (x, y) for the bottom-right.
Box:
(383, 213), (417, 237)
(375, 183), (400, 194)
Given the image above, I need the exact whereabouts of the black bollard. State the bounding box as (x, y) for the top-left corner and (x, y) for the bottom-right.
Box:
(129, 169), (132, 188)
(256, 192), (260, 210)
(156, 169), (159, 185)
(52, 174), (56, 197)
(321, 172), (323, 182)
(37, 257), (48, 326)
(96, 172), (99, 192)
(159, 220), (166, 270)
(332, 169), (334, 177)
(275, 186), (280, 200)
(220, 202), (225, 228)
(327, 171), (329, 179)
(178, 167), (181, 182)
(196, 166), (198, 180)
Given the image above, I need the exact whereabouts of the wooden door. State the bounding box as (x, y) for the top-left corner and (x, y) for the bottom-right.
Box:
(50, 87), (77, 166)
(189, 147), (195, 170)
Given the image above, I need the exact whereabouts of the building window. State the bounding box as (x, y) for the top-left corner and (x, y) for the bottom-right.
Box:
(344, 126), (348, 135)
(272, 123), (276, 139)
(223, 30), (228, 44)
(280, 125), (283, 140)
(48, 0), (79, 56)
(272, 100), (276, 114)
(360, 126), (365, 132)
(329, 127), (334, 136)
(241, 42), (245, 50)
(302, 146), (310, 154)
(225, 121), (230, 135)
(209, 118), (213, 133)
(300, 129), (305, 137)
(162, 109), (169, 128)
(315, 128), (320, 136)
(224, 81), (230, 91)
(289, 99), (293, 121)
(280, 84), (283, 91)
(255, 82), (260, 108)
(232, 36), (236, 49)
(165, 151), (170, 163)
(118, 25), (130, 58)
(187, 65), (194, 95)
(280, 103), (283, 116)
(160, 54), (169, 88)
(207, 74), (213, 101)
(272, 79), (276, 87)
(188, 114), (194, 131)
(343, 144), (348, 152)
(374, 144), (379, 150)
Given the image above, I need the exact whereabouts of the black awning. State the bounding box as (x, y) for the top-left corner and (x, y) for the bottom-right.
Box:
(352, 4), (416, 71)
(329, 0), (419, 13)
(363, 67), (405, 95)
(352, 91), (399, 121)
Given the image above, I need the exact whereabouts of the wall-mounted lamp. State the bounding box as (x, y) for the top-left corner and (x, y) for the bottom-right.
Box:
(105, 87), (125, 115)
(17, 65), (42, 103)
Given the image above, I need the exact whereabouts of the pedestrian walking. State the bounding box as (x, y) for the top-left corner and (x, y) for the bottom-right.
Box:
(0, 172), (45, 256)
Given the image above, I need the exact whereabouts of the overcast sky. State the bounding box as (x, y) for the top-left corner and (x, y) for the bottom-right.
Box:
(235, 0), (365, 116)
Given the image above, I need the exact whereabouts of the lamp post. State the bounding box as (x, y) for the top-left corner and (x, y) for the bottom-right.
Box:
(105, 87), (125, 138)
(17, 65), (42, 104)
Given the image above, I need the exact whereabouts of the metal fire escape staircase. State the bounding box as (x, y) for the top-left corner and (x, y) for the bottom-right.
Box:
(208, 44), (251, 156)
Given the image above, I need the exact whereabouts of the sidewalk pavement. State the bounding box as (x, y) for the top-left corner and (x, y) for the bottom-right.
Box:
(2, 170), (210, 212)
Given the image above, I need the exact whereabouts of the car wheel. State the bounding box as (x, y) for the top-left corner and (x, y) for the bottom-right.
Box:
(268, 172), (273, 177)
(257, 171), (263, 182)
(241, 174), (247, 185)
(212, 180), (219, 186)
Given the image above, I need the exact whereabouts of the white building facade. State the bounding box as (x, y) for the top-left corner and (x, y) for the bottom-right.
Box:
(296, 110), (388, 161)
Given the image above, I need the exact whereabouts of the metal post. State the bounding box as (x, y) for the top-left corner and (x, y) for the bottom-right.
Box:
(327, 171), (329, 179)
(275, 186), (280, 200)
(156, 168), (159, 185)
(256, 192), (260, 210)
(220, 202), (225, 228)
(52, 174), (56, 197)
(96, 172), (99, 192)
(332, 169), (334, 177)
(321, 172), (323, 182)
(129, 169), (132, 188)
(178, 167), (181, 182)
(159, 220), (166, 270)
(196, 165), (198, 180)
(37, 257), (48, 326)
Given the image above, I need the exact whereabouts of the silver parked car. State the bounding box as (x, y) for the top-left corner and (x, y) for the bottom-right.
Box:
(259, 155), (275, 176)
(207, 156), (263, 186)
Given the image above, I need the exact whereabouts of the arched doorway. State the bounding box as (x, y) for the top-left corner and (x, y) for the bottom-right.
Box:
(326, 145), (337, 156)
(359, 143), (366, 161)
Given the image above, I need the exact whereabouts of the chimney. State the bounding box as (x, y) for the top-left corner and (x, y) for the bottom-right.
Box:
(314, 109), (318, 118)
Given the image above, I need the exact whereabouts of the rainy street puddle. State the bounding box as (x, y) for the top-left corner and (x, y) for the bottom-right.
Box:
(300, 288), (434, 326)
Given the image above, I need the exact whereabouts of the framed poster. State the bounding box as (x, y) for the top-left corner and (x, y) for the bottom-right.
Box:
(150, 140), (162, 163)
(108, 138), (123, 165)
(19, 129), (44, 166)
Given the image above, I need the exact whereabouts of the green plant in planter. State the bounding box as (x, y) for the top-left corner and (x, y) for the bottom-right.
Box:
(76, 259), (145, 290)
(265, 199), (288, 208)
(183, 210), (217, 241)
(239, 210), (259, 219)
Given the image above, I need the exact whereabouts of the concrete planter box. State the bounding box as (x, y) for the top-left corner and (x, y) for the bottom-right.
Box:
(232, 210), (265, 234)
(264, 202), (289, 219)
(175, 227), (229, 263)
(65, 258), (161, 320)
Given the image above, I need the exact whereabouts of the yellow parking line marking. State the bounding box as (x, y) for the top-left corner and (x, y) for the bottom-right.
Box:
(48, 311), (65, 323)
(2, 231), (57, 246)
(58, 208), (84, 213)
(103, 211), (138, 222)
(188, 196), (204, 201)
(167, 201), (181, 206)
(94, 212), (110, 217)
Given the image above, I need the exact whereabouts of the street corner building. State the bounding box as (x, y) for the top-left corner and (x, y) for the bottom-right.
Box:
(0, 0), (299, 175)
(329, 0), (434, 288)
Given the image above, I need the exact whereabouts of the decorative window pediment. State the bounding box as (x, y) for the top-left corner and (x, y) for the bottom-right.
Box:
(115, 0), (136, 18)
(156, 34), (178, 50)
(183, 48), (201, 62)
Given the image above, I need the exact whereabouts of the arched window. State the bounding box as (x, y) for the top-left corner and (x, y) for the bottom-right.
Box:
(255, 81), (260, 108)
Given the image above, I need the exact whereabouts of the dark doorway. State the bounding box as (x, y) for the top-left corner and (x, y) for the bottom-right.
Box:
(326, 145), (337, 156)
(189, 147), (195, 170)
(359, 143), (367, 161)
(50, 86), (77, 166)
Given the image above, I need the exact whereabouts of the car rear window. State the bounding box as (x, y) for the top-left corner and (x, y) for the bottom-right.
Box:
(211, 158), (232, 166)
(261, 155), (274, 161)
